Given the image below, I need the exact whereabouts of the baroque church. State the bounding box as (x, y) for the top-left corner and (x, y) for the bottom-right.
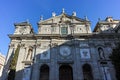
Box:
(2, 9), (120, 80)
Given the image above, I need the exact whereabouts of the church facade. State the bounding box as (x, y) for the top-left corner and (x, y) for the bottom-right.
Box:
(2, 10), (120, 80)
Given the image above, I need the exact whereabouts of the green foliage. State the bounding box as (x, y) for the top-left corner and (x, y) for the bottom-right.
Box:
(109, 43), (120, 80)
(9, 44), (20, 69)
(8, 44), (20, 80)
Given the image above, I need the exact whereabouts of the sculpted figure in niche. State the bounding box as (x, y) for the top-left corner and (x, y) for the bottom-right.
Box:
(98, 47), (105, 59)
(26, 47), (33, 60)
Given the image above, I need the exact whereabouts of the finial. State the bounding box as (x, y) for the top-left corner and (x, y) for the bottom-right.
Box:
(84, 16), (88, 21)
(72, 11), (76, 16)
(52, 12), (56, 17)
(40, 15), (43, 21)
(62, 8), (65, 13)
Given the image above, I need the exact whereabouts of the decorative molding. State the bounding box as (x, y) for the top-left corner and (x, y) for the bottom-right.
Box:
(36, 43), (41, 48)
(80, 48), (91, 59)
(21, 44), (25, 48)
(79, 43), (89, 47)
(22, 61), (33, 64)
(51, 43), (58, 47)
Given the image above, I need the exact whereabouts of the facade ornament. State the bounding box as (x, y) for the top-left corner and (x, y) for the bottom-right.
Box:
(26, 46), (33, 60)
(98, 47), (105, 59)
(62, 8), (65, 13)
(51, 43), (58, 47)
(21, 44), (25, 48)
(52, 12), (56, 17)
(36, 43), (41, 48)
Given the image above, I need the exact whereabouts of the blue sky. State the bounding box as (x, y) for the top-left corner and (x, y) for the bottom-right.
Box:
(0, 0), (120, 56)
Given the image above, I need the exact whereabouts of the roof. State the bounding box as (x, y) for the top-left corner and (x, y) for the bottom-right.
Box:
(93, 18), (120, 32)
(38, 13), (90, 25)
(14, 21), (31, 26)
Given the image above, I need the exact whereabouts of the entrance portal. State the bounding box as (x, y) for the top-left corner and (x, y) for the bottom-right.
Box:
(82, 64), (93, 80)
(40, 64), (49, 80)
(59, 65), (73, 80)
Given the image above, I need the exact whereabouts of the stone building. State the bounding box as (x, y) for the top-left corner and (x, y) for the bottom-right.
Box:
(2, 10), (120, 80)
(0, 52), (5, 80)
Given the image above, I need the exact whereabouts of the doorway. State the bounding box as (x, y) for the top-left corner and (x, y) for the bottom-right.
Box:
(59, 65), (73, 80)
(40, 64), (49, 80)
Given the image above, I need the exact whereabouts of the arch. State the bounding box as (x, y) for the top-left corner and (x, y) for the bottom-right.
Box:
(59, 65), (73, 80)
(39, 64), (49, 80)
(98, 47), (105, 59)
(82, 64), (93, 80)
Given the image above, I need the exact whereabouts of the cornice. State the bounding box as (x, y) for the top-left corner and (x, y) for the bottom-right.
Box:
(8, 33), (120, 40)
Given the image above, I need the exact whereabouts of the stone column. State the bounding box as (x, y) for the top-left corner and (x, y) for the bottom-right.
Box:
(15, 45), (26, 80)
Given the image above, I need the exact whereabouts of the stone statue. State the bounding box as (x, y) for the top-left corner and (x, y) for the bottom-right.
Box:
(98, 48), (105, 59)
(26, 47), (33, 60)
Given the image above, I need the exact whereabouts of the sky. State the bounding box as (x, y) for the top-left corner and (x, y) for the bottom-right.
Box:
(0, 0), (120, 56)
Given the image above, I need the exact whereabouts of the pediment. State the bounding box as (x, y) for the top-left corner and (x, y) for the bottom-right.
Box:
(38, 13), (88, 25)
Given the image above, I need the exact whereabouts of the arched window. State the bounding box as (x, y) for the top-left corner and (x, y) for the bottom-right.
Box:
(59, 65), (73, 80)
(82, 64), (93, 80)
(98, 47), (105, 59)
(40, 64), (49, 80)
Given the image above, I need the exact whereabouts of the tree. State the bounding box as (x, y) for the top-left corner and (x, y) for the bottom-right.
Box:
(8, 44), (20, 80)
(109, 43), (120, 80)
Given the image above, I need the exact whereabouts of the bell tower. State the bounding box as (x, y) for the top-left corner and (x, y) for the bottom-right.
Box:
(14, 21), (34, 34)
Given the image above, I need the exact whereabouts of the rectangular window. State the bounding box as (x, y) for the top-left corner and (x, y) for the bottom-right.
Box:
(61, 27), (68, 35)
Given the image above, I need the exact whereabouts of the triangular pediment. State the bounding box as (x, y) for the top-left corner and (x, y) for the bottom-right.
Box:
(38, 13), (88, 25)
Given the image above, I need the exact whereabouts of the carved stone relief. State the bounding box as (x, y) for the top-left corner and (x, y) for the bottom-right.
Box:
(80, 43), (89, 47)
(36, 43), (41, 48)
(80, 49), (91, 59)
(51, 43), (58, 47)
(98, 47), (105, 59)
(21, 44), (25, 48)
